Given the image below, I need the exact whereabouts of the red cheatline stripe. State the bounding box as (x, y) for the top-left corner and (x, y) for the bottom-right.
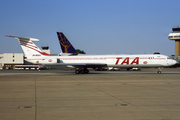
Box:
(20, 41), (38, 49)
(21, 44), (54, 56)
(26, 44), (38, 49)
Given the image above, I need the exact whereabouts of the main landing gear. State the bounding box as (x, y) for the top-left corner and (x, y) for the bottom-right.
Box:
(157, 67), (163, 74)
(75, 68), (89, 74)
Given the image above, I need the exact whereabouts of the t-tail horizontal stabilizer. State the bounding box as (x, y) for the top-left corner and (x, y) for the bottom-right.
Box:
(5, 35), (39, 41)
(6, 35), (53, 59)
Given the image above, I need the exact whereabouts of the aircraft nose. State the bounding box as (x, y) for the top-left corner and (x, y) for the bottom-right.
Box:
(167, 59), (177, 66)
(171, 59), (177, 65)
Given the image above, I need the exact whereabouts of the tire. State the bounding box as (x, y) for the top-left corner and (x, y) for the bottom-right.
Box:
(81, 70), (85, 74)
(84, 69), (89, 74)
(75, 70), (80, 74)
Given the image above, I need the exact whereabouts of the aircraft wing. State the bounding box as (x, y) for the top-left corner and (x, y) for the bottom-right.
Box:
(69, 63), (107, 68)
(42, 63), (107, 68)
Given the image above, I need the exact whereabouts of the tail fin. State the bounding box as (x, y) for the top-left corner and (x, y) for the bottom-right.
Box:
(6, 35), (53, 58)
(57, 32), (77, 54)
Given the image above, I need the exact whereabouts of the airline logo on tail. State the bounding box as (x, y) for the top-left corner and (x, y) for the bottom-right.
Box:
(19, 40), (53, 56)
(20, 40), (39, 52)
(6, 35), (54, 58)
(57, 32), (77, 54)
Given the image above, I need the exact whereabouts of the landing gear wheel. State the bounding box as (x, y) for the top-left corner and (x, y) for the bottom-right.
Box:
(81, 70), (85, 74)
(75, 68), (89, 74)
(84, 69), (89, 74)
(127, 68), (131, 71)
(157, 67), (163, 74)
(75, 70), (80, 74)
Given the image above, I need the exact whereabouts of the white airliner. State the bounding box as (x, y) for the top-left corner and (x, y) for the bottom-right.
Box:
(6, 34), (177, 74)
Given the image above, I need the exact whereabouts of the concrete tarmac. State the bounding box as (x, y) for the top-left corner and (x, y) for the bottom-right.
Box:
(0, 68), (180, 120)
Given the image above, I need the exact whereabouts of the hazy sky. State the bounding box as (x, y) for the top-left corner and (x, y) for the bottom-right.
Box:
(0, 0), (180, 56)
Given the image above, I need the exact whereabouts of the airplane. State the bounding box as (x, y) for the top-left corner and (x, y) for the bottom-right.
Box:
(6, 34), (177, 74)
(57, 32), (113, 71)
(57, 32), (103, 71)
(57, 32), (78, 56)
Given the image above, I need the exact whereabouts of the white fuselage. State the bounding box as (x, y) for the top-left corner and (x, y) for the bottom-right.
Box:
(7, 35), (177, 74)
(25, 54), (176, 68)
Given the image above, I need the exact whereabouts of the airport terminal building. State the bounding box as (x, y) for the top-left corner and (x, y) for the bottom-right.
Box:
(0, 46), (50, 70)
(0, 53), (24, 69)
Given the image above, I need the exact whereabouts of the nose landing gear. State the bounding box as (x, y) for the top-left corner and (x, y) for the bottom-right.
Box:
(157, 67), (163, 74)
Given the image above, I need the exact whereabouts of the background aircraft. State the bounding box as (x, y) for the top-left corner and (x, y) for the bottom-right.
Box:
(57, 32), (78, 56)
